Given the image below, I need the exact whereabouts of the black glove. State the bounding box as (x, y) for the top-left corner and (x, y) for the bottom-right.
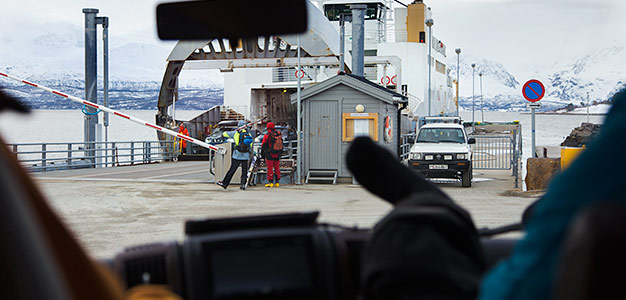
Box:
(346, 136), (484, 300)
(346, 136), (449, 205)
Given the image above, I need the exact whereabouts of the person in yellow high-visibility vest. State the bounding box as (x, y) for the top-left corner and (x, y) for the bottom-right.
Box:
(217, 120), (253, 190)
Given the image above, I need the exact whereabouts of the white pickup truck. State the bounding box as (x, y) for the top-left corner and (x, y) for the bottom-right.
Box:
(408, 122), (475, 187)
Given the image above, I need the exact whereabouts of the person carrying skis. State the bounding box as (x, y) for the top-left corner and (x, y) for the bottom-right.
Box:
(216, 120), (253, 190)
(261, 122), (282, 187)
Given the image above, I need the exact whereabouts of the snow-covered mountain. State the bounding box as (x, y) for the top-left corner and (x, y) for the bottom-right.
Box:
(545, 45), (626, 104)
(448, 43), (626, 112)
(2, 20), (624, 112)
(0, 21), (223, 110)
(447, 55), (526, 111)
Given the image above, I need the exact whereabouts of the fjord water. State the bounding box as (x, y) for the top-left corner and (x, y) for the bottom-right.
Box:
(0, 109), (606, 182)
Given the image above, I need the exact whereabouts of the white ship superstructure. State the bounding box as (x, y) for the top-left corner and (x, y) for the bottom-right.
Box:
(156, 0), (456, 133)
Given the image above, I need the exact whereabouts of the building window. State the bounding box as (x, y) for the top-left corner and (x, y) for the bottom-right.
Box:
(342, 113), (379, 141)
(364, 49), (378, 56)
(324, 4), (381, 21)
(436, 60), (446, 74)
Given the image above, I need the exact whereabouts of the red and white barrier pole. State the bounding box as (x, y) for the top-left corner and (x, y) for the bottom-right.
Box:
(0, 72), (225, 154)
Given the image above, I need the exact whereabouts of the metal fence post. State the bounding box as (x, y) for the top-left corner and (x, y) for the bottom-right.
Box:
(147, 141), (152, 163)
(512, 129), (517, 177)
(67, 143), (72, 168)
(130, 142), (135, 165)
(41, 144), (47, 171)
(111, 142), (115, 167)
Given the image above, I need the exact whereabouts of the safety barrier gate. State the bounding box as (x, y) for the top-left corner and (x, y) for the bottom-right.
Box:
(472, 131), (522, 188)
(472, 136), (515, 169)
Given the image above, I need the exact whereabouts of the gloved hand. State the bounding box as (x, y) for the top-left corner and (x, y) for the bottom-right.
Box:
(346, 136), (449, 205)
(346, 136), (484, 300)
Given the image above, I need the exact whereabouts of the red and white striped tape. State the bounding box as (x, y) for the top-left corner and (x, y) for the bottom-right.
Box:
(0, 72), (225, 154)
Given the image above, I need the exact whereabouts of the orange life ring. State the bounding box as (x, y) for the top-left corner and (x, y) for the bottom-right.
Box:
(384, 116), (393, 142)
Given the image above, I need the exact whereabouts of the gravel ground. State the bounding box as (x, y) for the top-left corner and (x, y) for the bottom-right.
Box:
(34, 165), (539, 259)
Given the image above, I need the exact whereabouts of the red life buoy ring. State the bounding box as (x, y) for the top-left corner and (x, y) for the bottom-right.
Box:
(295, 69), (305, 79)
(380, 76), (391, 86)
(384, 116), (393, 142)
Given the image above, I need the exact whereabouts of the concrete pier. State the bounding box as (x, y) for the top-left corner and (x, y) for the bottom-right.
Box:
(34, 162), (539, 259)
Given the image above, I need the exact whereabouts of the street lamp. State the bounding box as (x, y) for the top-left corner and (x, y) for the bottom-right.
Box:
(587, 91), (590, 123)
(479, 71), (484, 123)
(471, 63), (476, 126)
(425, 18), (434, 116)
(455, 48), (461, 117)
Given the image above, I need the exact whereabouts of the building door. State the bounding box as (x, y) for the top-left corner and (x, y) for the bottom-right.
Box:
(309, 101), (338, 170)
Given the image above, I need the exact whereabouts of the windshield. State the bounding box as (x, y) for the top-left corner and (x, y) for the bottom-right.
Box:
(417, 128), (465, 143)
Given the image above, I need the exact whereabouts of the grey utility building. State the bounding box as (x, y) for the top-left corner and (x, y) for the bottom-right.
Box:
(291, 73), (408, 183)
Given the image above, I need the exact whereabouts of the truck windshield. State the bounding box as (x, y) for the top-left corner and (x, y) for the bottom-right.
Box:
(417, 128), (465, 143)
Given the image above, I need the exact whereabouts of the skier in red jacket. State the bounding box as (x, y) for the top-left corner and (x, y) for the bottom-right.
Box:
(261, 122), (282, 187)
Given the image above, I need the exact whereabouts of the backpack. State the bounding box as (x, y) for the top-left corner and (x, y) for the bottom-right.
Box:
(269, 130), (283, 154)
(235, 129), (251, 153)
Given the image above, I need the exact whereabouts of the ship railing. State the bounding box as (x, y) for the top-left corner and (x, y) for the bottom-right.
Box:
(7, 140), (177, 172)
(404, 92), (424, 113)
(272, 67), (313, 83)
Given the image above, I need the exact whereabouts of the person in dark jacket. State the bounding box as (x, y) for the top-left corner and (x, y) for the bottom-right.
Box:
(217, 120), (252, 190)
(261, 122), (281, 187)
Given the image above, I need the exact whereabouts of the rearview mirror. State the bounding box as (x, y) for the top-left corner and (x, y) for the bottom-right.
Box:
(156, 0), (308, 40)
(468, 138), (476, 144)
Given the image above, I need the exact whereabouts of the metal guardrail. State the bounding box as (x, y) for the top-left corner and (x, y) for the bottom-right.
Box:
(471, 124), (523, 188)
(471, 136), (515, 169)
(8, 140), (177, 172)
(272, 67), (312, 83)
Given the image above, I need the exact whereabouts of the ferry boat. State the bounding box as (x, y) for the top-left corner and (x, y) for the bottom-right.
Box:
(155, 0), (456, 143)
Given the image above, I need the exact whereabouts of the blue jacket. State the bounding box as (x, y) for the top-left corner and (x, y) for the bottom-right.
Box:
(479, 90), (626, 300)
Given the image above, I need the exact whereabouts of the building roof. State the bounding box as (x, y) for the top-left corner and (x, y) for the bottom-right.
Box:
(290, 73), (408, 106)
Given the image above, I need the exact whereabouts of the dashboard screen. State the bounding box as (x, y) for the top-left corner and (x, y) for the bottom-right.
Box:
(203, 236), (316, 298)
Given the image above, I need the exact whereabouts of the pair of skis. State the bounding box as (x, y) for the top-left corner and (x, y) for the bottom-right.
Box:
(243, 151), (261, 189)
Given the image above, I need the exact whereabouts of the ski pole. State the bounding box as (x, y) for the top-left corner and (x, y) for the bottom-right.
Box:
(0, 71), (226, 154)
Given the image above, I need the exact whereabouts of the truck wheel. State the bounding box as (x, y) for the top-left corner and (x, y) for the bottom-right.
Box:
(462, 170), (472, 187)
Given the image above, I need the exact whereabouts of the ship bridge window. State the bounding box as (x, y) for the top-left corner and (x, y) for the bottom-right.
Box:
(324, 3), (382, 21)
(436, 61), (446, 74)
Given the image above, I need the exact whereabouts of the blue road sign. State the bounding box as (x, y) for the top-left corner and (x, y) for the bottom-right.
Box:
(522, 79), (545, 102)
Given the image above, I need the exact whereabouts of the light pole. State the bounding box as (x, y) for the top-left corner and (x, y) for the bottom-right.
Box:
(425, 18), (434, 116)
(586, 91), (590, 123)
(297, 34), (302, 184)
(455, 48), (461, 117)
(471, 63), (476, 126)
(479, 71), (484, 123)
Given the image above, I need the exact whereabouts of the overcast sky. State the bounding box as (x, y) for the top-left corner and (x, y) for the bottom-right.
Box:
(423, 0), (626, 76)
(1, 0), (625, 79)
